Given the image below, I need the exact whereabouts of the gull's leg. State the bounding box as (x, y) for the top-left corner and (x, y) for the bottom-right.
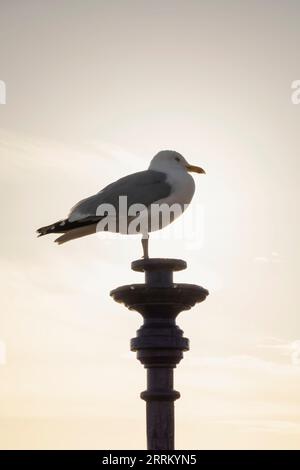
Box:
(141, 234), (149, 259)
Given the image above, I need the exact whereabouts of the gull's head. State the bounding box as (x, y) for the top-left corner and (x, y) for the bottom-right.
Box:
(149, 150), (205, 175)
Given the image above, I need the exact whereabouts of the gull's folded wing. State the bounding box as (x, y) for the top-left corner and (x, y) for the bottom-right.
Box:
(37, 170), (172, 240)
(69, 170), (172, 222)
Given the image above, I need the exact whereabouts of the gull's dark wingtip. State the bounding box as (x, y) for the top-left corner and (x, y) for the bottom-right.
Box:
(36, 226), (48, 237)
(36, 219), (68, 238)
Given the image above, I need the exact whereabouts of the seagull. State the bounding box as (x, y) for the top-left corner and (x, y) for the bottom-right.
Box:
(37, 150), (205, 258)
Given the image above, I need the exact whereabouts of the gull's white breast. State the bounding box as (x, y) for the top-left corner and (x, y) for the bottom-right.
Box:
(143, 169), (195, 233)
(162, 168), (195, 206)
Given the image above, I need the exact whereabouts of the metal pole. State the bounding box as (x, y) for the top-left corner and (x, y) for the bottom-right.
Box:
(110, 258), (208, 450)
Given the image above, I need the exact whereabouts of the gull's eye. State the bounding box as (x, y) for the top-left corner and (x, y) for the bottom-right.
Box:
(175, 157), (180, 162)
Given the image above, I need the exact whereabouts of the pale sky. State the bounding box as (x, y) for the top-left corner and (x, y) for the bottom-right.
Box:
(0, 0), (300, 449)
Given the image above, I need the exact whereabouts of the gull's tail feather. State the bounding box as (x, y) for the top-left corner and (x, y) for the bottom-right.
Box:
(54, 224), (98, 245)
(37, 216), (102, 243)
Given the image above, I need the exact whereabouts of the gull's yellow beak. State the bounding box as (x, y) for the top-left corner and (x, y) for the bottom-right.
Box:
(186, 163), (206, 174)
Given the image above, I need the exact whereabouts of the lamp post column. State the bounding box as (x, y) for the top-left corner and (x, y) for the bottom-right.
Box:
(111, 258), (208, 450)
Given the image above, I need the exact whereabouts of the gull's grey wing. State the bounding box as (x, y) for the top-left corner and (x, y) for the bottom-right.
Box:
(68, 170), (172, 222)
